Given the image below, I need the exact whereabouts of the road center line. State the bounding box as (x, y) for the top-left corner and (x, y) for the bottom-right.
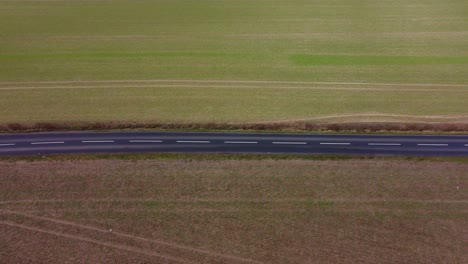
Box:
(272, 142), (307, 145)
(417, 144), (448, 146)
(82, 140), (115, 143)
(129, 140), (163, 143)
(176, 141), (211, 144)
(320, 143), (351, 145)
(465, 144), (468, 147)
(224, 141), (258, 144)
(31, 141), (64, 145)
(368, 143), (402, 146)
(0, 143), (16, 147)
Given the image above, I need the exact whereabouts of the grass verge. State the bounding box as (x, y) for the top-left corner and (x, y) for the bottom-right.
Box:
(2, 152), (468, 164)
(2, 121), (468, 134)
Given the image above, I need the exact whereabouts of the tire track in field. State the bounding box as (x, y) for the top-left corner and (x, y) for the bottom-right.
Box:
(0, 209), (263, 264)
(246, 113), (468, 124)
(0, 220), (193, 264)
(0, 84), (467, 92)
(0, 79), (467, 87)
(1, 198), (466, 205)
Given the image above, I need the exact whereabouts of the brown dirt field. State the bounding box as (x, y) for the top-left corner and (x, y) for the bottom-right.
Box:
(0, 159), (466, 263)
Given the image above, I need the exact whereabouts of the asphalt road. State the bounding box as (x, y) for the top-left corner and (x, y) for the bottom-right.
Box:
(1, 131), (468, 156)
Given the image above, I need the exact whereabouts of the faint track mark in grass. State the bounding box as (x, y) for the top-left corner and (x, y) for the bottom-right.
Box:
(2, 83), (468, 92)
(1, 79), (467, 87)
(291, 54), (468, 65)
(0, 52), (257, 59)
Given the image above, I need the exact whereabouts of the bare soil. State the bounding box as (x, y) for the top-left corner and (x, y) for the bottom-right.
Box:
(0, 159), (466, 263)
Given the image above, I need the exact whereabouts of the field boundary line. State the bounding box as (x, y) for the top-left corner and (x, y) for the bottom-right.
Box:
(0, 209), (263, 264)
(1, 84), (467, 92)
(0, 79), (467, 87)
(0, 220), (193, 264)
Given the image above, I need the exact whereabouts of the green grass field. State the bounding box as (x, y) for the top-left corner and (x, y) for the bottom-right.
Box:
(1, 0), (468, 124)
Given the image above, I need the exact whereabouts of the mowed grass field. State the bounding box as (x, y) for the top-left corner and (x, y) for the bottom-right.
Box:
(0, 159), (466, 263)
(1, 0), (468, 124)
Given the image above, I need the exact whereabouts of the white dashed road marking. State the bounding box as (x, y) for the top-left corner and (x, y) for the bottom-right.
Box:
(82, 140), (115, 143)
(368, 143), (402, 146)
(129, 140), (163, 143)
(417, 144), (448, 146)
(0, 143), (16, 147)
(31, 141), (64, 145)
(176, 141), (211, 143)
(272, 142), (307, 145)
(224, 141), (258, 144)
(320, 143), (351, 145)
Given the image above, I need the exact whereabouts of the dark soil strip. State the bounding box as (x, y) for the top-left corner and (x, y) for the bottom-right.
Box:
(2, 121), (468, 134)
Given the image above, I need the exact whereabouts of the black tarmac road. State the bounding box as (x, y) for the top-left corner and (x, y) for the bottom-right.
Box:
(1, 131), (468, 156)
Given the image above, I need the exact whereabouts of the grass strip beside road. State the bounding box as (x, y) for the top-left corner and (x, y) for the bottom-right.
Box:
(2, 152), (468, 164)
(2, 121), (468, 134)
(1, 85), (468, 125)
